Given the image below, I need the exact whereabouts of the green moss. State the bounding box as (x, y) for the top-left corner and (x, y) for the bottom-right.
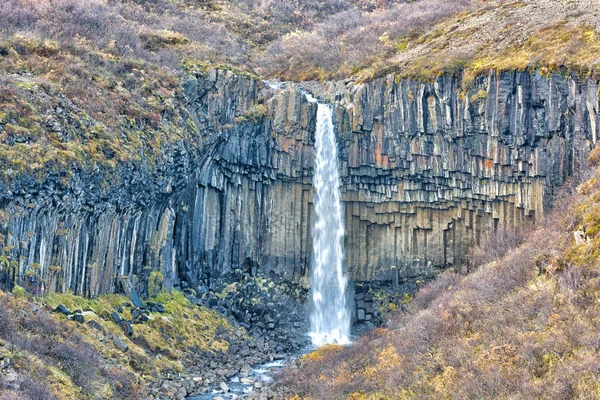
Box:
(11, 284), (26, 297)
(48, 265), (62, 273)
(215, 282), (237, 300)
(181, 59), (259, 80)
(373, 290), (412, 318)
(43, 289), (239, 377)
(44, 291), (130, 317)
(234, 103), (269, 124)
(147, 271), (164, 298)
(24, 269), (36, 277)
(144, 290), (239, 356)
(470, 89), (488, 103)
(395, 41), (409, 52)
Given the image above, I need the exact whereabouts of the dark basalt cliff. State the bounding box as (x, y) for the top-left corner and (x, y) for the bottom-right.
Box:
(0, 69), (597, 296)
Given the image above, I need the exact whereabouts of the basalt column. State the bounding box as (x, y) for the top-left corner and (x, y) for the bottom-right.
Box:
(0, 69), (597, 295)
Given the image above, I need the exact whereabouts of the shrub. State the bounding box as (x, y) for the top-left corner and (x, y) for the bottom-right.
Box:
(12, 376), (56, 400)
(0, 290), (141, 398)
(588, 144), (600, 166)
(104, 368), (143, 400)
(410, 270), (461, 310)
(467, 226), (529, 272)
(0, 299), (15, 339)
(11, 284), (26, 298)
(260, 0), (472, 79)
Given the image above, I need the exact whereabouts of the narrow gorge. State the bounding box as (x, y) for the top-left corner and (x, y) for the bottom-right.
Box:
(1, 69), (597, 299)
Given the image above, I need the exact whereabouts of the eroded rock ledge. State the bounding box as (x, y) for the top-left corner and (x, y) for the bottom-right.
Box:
(0, 69), (597, 296)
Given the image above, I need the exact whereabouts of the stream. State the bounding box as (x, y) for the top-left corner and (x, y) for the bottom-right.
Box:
(188, 348), (311, 399)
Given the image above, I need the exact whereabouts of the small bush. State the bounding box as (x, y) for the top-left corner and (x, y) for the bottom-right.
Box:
(587, 145), (600, 166)
(12, 376), (56, 400)
(467, 226), (529, 272)
(0, 291), (141, 399)
(0, 299), (15, 339)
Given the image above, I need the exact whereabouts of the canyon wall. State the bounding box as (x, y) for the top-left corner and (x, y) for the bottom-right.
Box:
(0, 69), (597, 296)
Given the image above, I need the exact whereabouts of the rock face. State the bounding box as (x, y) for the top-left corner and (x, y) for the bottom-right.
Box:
(331, 71), (597, 280)
(0, 69), (597, 295)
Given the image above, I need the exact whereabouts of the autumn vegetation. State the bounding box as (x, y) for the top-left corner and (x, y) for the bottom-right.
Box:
(0, 291), (142, 399)
(0, 288), (240, 399)
(2, 1), (600, 397)
(279, 158), (600, 399)
(1, 0), (598, 189)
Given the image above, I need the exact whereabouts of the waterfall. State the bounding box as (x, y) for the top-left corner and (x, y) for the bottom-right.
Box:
(306, 93), (351, 346)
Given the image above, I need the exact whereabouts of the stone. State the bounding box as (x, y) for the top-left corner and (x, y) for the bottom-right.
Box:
(219, 382), (229, 392)
(120, 277), (144, 308)
(111, 312), (121, 324)
(0, 68), (595, 297)
(113, 336), (129, 352)
(119, 320), (133, 336)
(357, 309), (366, 321)
(71, 314), (85, 324)
(574, 230), (586, 245)
(390, 266), (399, 287)
(55, 304), (70, 315)
(132, 308), (142, 321)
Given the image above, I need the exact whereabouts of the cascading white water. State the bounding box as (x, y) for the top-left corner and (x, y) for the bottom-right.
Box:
(306, 93), (351, 347)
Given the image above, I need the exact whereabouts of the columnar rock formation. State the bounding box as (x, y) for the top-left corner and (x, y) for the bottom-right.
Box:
(0, 69), (597, 296)
(332, 71), (597, 280)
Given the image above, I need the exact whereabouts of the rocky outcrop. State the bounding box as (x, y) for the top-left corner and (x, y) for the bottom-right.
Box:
(331, 70), (597, 280)
(0, 68), (597, 296)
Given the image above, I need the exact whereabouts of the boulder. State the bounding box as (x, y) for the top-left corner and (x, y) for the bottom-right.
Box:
(219, 382), (229, 393)
(87, 319), (105, 334)
(119, 320), (133, 336)
(113, 336), (129, 352)
(111, 312), (121, 324)
(55, 304), (71, 315)
(71, 314), (85, 324)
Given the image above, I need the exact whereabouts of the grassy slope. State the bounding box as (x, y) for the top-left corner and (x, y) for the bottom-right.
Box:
(360, 0), (600, 82)
(0, 35), (185, 187)
(0, 289), (238, 399)
(280, 155), (600, 399)
(1, 0), (598, 190)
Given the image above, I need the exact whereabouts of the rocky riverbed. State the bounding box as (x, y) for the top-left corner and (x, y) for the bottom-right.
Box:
(151, 272), (419, 399)
(147, 271), (312, 399)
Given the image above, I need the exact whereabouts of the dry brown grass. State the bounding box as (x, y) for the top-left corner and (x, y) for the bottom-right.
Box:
(259, 0), (471, 81)
(0, 292), (143, 399)
(358, 0), (600, 81)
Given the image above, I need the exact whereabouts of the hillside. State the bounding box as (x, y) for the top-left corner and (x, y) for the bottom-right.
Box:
(264, 0), (600, 81)
(1, 0), (598, 191)
(279, 157), (600, 399)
